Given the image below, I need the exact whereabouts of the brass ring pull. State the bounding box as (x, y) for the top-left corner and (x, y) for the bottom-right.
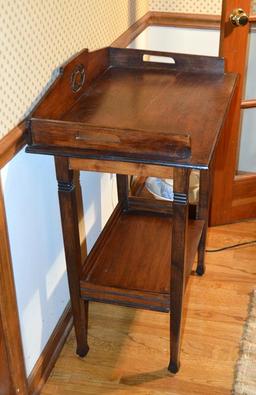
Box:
(230, 8), (249, 27)
(71, 64), (85, 93)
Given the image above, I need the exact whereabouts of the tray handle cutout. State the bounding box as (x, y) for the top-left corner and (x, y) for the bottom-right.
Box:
(143, 54), (176, 64)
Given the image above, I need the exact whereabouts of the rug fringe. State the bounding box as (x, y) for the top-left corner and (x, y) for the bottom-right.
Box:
(233, 289), (256, 395)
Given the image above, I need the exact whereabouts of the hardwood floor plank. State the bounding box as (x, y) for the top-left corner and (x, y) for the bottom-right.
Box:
(42, 221), (256, 395)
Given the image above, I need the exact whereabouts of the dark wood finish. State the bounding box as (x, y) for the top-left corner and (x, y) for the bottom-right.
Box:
(130, 176), (149, 196)
(0, 180), (28, 395)
(74, 171), (87, 263)
(80, 202), (122, 276)
(196, 163), (213, 275)
(28, 303), (73, 395)
(30, 119), (191, 162)
(80, 208), (204, 312)
(54, 157), (89, 357)
(210, 0), (253, 225)
(109, 47), (225, 73)
(32, 48), (109, 120)
(70, 158), (177, 178)
(116, 174), (129, 210)
(127, 196), (174, 216)
(169, 168), (190, 373)
(26, 45), (237, 375)
(28, 47), (237, 170)
(128, 184), (197, 219)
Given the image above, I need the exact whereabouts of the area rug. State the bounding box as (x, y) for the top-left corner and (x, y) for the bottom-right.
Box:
(233, 290), (256, 395)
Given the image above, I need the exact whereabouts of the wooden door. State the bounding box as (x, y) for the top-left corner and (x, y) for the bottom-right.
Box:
(210, 0), (256, 225)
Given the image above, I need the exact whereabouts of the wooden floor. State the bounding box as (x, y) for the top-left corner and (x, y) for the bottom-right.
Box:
(42, 220), (256, 395)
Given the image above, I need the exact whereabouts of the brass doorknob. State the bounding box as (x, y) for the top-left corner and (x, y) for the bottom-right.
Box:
(230, 8), (249, 26)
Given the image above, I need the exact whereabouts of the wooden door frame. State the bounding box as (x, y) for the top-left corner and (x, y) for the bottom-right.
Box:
(210, 0), (256, 225)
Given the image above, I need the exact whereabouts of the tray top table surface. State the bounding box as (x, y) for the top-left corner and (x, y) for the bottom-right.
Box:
(62, 67), (236, 168)
(28, 47), (237, 169)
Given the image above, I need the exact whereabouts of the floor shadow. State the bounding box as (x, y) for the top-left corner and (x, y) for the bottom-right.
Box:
(120, 367), (174, 386)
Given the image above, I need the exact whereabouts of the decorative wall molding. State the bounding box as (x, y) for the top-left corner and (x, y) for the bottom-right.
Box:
(112, 11), (221, 47)
(0, 121), (27, 170)
(149, 11), (220, 29)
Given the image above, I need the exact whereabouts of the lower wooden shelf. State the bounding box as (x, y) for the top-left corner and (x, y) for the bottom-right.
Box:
(80, 205), (204, 312)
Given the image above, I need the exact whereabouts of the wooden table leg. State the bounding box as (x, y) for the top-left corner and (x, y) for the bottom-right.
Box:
(116, 174), (129, 210)
(55, 157), (89, 357)
(169, 168), (190, 374)
(196, 163), (212, 275)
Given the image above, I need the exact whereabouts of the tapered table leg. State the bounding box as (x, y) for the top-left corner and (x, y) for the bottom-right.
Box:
(169, 168), (190, 373)
(196, 163), (212, 276)
(55, 157), (89, 357)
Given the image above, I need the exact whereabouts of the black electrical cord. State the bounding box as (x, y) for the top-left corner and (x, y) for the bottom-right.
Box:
(206, 239), (256, 252)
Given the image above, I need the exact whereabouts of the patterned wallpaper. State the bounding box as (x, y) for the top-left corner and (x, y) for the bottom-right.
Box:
(149, 0), (256, 14)
(150, 0), (222, 14)
(0, 0), (148, 139)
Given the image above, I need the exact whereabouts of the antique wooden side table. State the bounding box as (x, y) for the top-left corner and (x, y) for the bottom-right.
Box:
(26, 47), (237, 373)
